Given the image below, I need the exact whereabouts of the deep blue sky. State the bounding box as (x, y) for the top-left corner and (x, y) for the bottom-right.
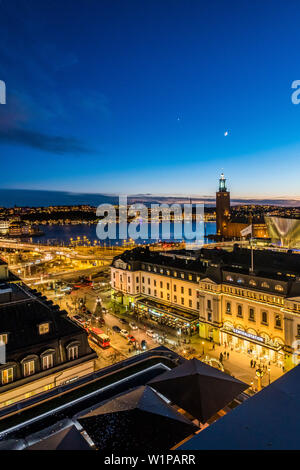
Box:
(1, 0), (300, 201)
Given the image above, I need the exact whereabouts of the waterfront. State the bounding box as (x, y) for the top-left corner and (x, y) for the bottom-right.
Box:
(35, 221), (217, 245)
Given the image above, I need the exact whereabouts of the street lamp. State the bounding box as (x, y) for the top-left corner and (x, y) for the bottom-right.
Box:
(202, 341), (205, 355)
(256, 367), (264, 392)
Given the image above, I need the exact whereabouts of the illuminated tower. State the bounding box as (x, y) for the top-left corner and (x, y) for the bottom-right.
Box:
(216, 173), (230, 237)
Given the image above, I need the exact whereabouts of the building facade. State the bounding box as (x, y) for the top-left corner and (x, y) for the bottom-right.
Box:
(0, 261), (97, 409)
(111, 246), (300, 370)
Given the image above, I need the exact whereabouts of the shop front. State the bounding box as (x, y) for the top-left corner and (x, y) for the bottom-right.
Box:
(221, 321), (285, 367)
(134, 297), (198, 335)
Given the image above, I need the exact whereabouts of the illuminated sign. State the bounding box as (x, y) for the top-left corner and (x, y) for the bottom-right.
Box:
(233, 328), (264, 343)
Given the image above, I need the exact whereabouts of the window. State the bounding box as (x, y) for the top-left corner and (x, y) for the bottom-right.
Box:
(136, 276), (139, 283)
(148, 288), (151, 295)
(188, 288), (192, 296)
(275, 314), (282, 328)
(181, 298), (184, 305)
(207, 300), (212, 310)
(42, 354), (53, 370)
(196, 301), (200, 309)
(154, 280), (157, 287)
(154, 289), (157, 296)
(0, 334), (8, 345)
(39, 323), (49, 335)
(249, 308), (255, 321)
(174, 285), (177, 292)
(208, 312), (212, 322)
(237, 278), (244, 284)
(262, 311), (268, 324)
(142, 286), (145, 293)
(189, 299), (192, 308)
(160, 281), (163, 288)
(148, 278), (150, 285)
(23, 360), (35, 377)
(226, 275), (233, 282)
(142, 277), (145, 283)
(174, 295), (177, 302)
(1, 368), (13, 384)
(249, 279), (257, 287)
(297, 324), (300, 337)
(181, 286), (184, 294)
(275, 285), (284, 292)
(167, 294), (170, 301)
(68, 345), (79, 361)
(226, 302), (231, 314)
(174, 271), (177, 277)
(237, 305), (243, 317)
(181, 273), (184, 279)
(261, 282), (270, 289)
(167, 283), (170, 290)
(127, 276), (131, 283)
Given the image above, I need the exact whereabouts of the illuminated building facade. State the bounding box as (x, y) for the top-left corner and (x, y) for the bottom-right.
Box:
(111, 246), (300, 369)
(0, 261), (96, 409)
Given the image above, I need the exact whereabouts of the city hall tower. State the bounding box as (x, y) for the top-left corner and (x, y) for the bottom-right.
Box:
(216, 173), (230, 237)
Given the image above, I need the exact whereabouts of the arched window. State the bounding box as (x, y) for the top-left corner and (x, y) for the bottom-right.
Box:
(226, 275), (233, 282)
(21, 355), (39, 377)
(261, 282), (270, 289)
(237, 305), (243, 317)
(275, 285), (284, 292)
(226, 302), (231, 314)
(249, 279), (257, 287)
(40, 349), (55, 370)
(66, 341), (80, 361)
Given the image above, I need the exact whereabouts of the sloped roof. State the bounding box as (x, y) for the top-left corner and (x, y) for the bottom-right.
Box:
(179, 364), (300, 450)
(149, 358), (247, 423)
(78, 385), (197, 452)
(28, 425), (91, 450)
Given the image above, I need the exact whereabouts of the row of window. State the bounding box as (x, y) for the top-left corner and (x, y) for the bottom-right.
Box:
(224, 301), (283, 328)
(225, 275), (285, 292)
(0, 323), (50, 347)
(1, 344), (79, 386)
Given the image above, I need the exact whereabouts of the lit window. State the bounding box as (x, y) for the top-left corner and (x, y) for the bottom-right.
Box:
(68, 345), (79, 361)
(275, 285), (284, 292)
(262, 311), (268, 324)
(249, 279), (257, 287)
(261, 282), (270, 289)
(23, 360), (35, 377)
(39, 323), (49, 335)
(1, 368), (13, 384)
(275, 314), (282, 328)
(226, 275), (233, 282)
(42, 354), (53, 370)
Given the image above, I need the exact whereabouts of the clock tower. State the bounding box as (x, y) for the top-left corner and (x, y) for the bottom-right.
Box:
(216, 173), (230, 237)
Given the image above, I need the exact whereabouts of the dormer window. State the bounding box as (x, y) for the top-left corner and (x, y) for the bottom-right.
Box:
(275, 285), (284, 292)
(226, 275), (233, 282)
(39, 323), (50, 335)
(249, 279), (257, 287)
(261, 281), (270, 289)
(0, 334), (8, 345)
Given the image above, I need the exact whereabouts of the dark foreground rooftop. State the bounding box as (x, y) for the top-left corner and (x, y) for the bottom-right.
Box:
(179, 363), (300, 450)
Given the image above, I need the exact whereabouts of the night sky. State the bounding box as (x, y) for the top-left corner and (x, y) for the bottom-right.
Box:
(1, 0), (300, 200)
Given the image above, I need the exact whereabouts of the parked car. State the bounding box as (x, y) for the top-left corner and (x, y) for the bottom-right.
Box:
(127, 335), (136, 343)
(146, 329), (155, 337)
(120, 318), (128, 324)
(141, 339), (147, 350)
(112, 325), (121, 333)
(120, 329), (129, 338)
(129, 322), (138, 330)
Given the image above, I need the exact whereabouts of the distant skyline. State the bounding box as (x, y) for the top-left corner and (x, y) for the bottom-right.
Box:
(0, 188), (300, 208)
(1, 0), (300, 198)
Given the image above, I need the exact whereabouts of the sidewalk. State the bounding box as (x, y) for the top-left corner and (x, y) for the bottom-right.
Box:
(190, 336), (283, 387)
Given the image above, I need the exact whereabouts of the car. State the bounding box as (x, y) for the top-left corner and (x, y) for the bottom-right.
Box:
(120, 318), (128, 324)
(141, 339), (147, 350)
(129, 322), (138, 330)
(146, 329), (155, 337)
(120, 329), (129, 338)
(112, 325), (121, 333)
(127, 335), (136, 343)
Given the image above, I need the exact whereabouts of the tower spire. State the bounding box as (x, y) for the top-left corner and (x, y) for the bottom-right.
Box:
(219, 172), (227, 192)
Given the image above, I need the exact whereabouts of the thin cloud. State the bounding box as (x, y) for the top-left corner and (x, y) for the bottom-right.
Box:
(0, 127), (92, 154)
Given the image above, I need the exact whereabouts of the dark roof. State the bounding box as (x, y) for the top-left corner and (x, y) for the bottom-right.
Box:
(28, 425), (91, 450)
(78, 385), (198, 452)
(0, 285), (86, 353)
(179, 364), (300, 450)
(149, 358), (247, 423)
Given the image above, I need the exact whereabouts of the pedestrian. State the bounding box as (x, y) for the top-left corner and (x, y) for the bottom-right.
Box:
(227, 352), (229, 360)
(212, 343), (215, 350)
(219, 352), (223, 363)
(250, 359), (253, 368)
(253, 360), (256, 368)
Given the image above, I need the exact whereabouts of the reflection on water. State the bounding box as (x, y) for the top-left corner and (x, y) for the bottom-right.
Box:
(35, 222), (216, 245)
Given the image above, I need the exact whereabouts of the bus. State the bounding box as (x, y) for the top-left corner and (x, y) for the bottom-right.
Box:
(88, 326), (110, 349)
